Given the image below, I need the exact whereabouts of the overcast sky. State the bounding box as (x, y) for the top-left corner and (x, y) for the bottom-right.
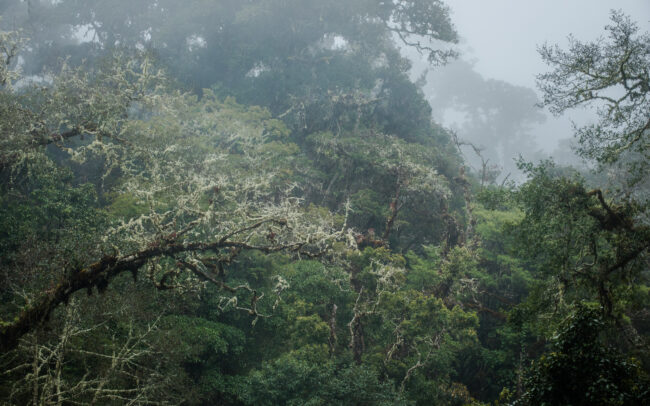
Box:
(420, 0), (649, 157)
(447, 0), (650, 89)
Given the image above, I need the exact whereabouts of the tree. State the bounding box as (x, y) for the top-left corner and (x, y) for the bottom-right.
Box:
(537, 11), (650, 187)
(0, 20), (24, 87)
(0, 3), (537, 404)
(305, 129), (459, 251)
(0, 41), (347, 353)
(514, 162), (649, 325)
(0, 0), (460, 145)
(242, 346), (411, 406)
(527, 10), (650, 337)
(494, 13), (650, 404)
(0, 299), (181, 405)
(425, 59), (546, 179)
(511, 305), (650, 406)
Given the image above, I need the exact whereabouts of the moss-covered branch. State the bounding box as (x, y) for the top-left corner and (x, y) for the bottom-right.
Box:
(0, 220), (310, 353)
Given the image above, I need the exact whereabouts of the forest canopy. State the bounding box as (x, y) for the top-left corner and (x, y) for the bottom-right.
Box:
(0, 1), (648, 405)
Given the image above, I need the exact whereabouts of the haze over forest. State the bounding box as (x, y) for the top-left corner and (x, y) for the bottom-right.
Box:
(414, 0), (650, 179)
(0, 1), (649, 405)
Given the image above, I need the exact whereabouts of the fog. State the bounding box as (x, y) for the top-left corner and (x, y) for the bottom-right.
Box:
(2, 1), (649, 404)
(406, 0), (650, 178)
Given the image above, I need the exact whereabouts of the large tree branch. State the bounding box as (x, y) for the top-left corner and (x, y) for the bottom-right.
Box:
(587, 189), (625, 230)
(0, 222), (311, 353)
(31, 124), (131, 147)
(383, 22), (456, 64)
(604, 242), (650, 277)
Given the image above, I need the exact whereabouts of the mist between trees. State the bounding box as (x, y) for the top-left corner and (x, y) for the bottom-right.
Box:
(0, 1), (648, 405)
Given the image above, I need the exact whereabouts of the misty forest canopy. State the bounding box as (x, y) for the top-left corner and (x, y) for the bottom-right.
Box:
(0, 1), (649, 405)
(424, 58), (547, 181)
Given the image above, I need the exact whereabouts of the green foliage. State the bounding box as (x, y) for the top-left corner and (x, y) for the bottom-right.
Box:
(0, 155), (106, 314)
(473, 206), (530, 299)
(155, 315), (248, 403)
(476, 185), (516, 211)
(305, 129), (458, 250)
(405, 245), (443, 292)
(513, 305), (650, 406)
(106, 192), (148, 219)
(160, 315), (245, 364)
(242, 347), (411, 406)
(0, 159), (99, 248)
(1, 3), (647, 406)
(514, 161), (649, 325)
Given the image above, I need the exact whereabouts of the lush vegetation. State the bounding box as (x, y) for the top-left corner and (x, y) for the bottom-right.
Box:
(0, 1), (648, 405)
